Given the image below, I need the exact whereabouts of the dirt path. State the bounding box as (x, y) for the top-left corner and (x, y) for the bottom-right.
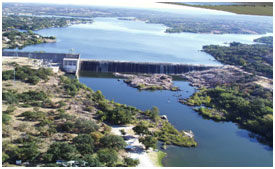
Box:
(111, 125), (156, 167)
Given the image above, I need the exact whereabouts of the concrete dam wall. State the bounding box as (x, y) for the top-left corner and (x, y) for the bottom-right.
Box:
(2, 51), (79, 64)
(80, 60), (217, 74)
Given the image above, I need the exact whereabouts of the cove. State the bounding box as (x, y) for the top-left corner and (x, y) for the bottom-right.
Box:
(79, 74), (273, 167)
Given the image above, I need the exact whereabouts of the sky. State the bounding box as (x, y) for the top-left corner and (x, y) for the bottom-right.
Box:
(2, 0), (273, 16)
(1, 0), (238, 15)
(3, 0), (273, 9)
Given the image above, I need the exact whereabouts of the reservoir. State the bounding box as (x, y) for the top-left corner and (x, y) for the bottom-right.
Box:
(5, 14), (273, 166)
(79, 74), (273, 167)
(4, 17), (272, 65)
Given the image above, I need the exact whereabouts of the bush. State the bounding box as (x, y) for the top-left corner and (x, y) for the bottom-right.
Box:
(45, 142), (77, 162)
(97, 148), (118, 166)
(26, 76), (40, 85)
(73, 134), (95, 154)
(21, 109), (46, 121)
(2, 70), (14, 80)
(3, 90), (18, 104)
(74, 118), (99, 133)
(124, 157), (140, 167)
(15, 142), (40, 162)
(139, 136), (157, 150)
(133, 123), (150, 136)
(3, 114), (12, 125)
(100, 135), (126, 151)
(83, 155), (101, 167)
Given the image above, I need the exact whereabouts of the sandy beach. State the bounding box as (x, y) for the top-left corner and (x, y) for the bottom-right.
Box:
(111, 126), (158, 167)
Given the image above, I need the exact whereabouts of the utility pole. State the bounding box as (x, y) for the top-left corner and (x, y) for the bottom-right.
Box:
(14, 68), (16, 86)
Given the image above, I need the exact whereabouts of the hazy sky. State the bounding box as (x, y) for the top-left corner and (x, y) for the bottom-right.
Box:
(1, 0), (239, 15)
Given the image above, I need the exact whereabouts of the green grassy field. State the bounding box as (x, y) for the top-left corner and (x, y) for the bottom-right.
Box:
(161, 2), (273, 16)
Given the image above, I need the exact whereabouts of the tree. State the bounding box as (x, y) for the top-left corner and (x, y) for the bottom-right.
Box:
(83, 155), (101, 167)
(139, 136), (157, 150)
(90, 131), (104, 144)
(15, 142), (40, 162)
(97, 148), (118, 166)
(46, 142), (77, 162)
(26, 76), (40, 85)
(124, 157), (140, 167)
(100, 135), (126, 151)
(94, 90), (104, 101)
(133, 123), (150, 136)
(74, 118), (99, 133)
(73, 134), (95, 154)
(148, 106), (160, 120)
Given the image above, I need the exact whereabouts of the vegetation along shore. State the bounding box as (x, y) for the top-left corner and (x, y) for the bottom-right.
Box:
(180, 36), (273, 146)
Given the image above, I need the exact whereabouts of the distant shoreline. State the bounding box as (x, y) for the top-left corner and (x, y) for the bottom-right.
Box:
(159, 2), (273, 16)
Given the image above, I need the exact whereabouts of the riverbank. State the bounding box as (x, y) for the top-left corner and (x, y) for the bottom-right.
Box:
(111, 125), (162, 167)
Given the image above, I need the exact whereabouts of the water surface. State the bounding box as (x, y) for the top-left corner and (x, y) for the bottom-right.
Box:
(5, 17), (272, 65)
(79, 75), (272, 167)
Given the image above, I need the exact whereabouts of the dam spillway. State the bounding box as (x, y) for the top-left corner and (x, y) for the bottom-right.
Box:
(80, 60), (217, 74)
(2, 51), (219, 74)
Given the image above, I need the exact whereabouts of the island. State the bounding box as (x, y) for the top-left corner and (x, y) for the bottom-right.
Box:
(114, 73), (179, 91)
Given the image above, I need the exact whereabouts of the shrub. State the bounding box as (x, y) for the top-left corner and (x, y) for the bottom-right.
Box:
(74, 118), (99, 133)
(97, 148), (118, 166)
(3, 114), (11, 125)
(73, 134), (95, 154)
(2, 70), (14, 80)
(83, 155), (101, 167)
(100, 135), (126, 151)
(124, 157), (140, 167)
(133, 123), (150, 136)
(45, 142), (77, 162)
(139, 136), (157, 150)
(15, 142), (40, 162)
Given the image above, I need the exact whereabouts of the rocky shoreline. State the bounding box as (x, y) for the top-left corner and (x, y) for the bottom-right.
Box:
(181, 65), (272, 91)
(114, 73), (179, 91)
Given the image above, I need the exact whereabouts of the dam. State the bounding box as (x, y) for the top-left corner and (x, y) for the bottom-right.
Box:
(2, 51), (218, 74)
(79, 59), (217, 74)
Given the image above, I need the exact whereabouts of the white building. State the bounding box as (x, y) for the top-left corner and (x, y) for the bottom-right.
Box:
(62, 58), (80, 74)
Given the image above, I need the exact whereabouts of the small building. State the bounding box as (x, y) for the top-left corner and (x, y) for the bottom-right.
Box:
(62, 58), (80, 74)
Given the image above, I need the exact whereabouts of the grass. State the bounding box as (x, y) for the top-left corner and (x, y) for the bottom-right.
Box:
(161, 2), (273, 16)
(148, 150), (167, 167)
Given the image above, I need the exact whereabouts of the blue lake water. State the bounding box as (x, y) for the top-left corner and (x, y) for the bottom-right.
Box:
(5, 17), (272, 65)
(79, 75), (273, 167)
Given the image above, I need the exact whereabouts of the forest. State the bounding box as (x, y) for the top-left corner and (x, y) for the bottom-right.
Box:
(203, 37), (273, 78)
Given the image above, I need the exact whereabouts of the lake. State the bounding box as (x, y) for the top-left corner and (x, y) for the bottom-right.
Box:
(5, 17), (272, 65)
(79, 74), (273, 167)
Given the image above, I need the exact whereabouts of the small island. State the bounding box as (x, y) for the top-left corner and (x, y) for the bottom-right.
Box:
(114, 73), (180, 91)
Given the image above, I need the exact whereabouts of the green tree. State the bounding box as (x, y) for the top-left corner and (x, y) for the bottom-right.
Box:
(74, 118), (99, 133)
(97, 148), (118, 166)
(139, 136), (157, 150)
(73, 134), (95, 154)
(15, 142), (40, 162)
(46, 142), (77, 162)
(100, 135), (126, 151)
(133, 123), (150, 136)
(83, 155), (101, 167)
(124, 157), (140, 167)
